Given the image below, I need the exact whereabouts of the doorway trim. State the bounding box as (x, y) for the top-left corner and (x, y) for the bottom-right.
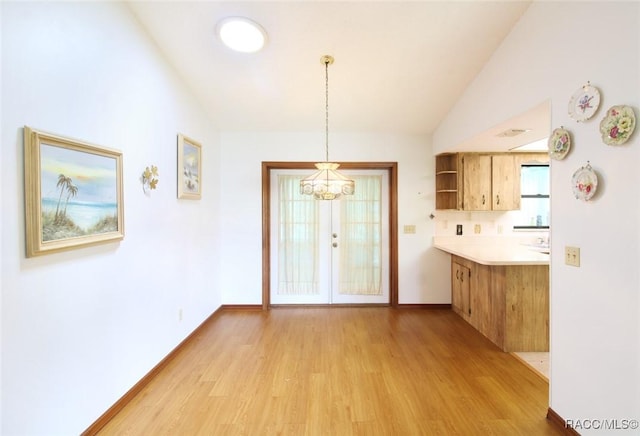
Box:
(262, 161), (398, 310)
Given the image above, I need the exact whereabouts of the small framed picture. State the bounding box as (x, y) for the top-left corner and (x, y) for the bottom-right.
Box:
(177, 133), (202, 199)
(24, 126), (124, 257)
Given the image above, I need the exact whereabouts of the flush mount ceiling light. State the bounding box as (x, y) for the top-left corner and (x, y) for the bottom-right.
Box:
(496, 128), (532, 138)
(300, 55), (355, 200)
(216, 17), (267, 53)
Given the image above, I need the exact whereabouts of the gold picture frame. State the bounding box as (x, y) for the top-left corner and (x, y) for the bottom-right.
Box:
(24, 126), (124, 257)
(177, 133), (202, 199)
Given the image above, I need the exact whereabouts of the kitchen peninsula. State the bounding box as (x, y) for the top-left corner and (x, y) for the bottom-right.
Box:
(435, 238), (549, 352)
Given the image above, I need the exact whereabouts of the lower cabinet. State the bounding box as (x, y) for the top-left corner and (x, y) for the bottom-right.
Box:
(451, 261), (470, 320)
(450, 255), (549, 352)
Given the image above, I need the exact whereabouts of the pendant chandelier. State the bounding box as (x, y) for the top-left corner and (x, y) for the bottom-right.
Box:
(300, 55), (355, 200)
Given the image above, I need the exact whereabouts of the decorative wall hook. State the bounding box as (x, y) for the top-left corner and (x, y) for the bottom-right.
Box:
(142, 165), (159, 193)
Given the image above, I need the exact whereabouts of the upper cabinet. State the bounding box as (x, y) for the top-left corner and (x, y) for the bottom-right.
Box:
(490, 154), (520, 211)
(435, 153), (463, 210)
(435, 152), (547, 211)
(461, 154), (492, 210)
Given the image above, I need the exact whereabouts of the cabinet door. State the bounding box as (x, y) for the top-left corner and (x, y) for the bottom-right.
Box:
(451, 261), (471, 319)
(462, 154), (491, 211)
(492, 154), (520, 210)
(460, 264), (470, 318)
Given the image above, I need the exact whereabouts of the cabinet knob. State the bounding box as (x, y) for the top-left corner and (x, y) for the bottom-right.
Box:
(496, 194), (500, 205)
(482, 194), (486, 205)
(332, 242), (338, 248)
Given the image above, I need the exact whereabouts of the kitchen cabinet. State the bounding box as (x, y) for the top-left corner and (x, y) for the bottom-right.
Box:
(435, 152), (546, 211)
(461, 154), (492, 210)
(435, 153), (462, 210)
(451, 260), (470, 320)
(449, 255), (548, 352)
(490, 154), (520, 211)
(451, 256), (490, 330)
(462, 154), (520, 211)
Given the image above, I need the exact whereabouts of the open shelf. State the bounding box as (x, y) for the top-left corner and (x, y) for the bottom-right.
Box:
(435, 154), (461, 210)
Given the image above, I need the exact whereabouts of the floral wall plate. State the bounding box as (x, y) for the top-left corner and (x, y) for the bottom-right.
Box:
(599, 105), (636, 145)
(548, 127), (571, 160)
(572, 163), (598, 201)
(568, 83), (600, 122)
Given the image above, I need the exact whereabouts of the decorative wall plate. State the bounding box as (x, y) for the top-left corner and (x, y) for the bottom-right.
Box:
(572, 162), (598, 201)
(568, 83), (600, 122)
(548, 127), (571, 160)
(599, 105), (636, 145)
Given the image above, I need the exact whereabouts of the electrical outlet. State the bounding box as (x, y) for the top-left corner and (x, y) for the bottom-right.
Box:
(565, 246), (580, 267)
(456, 224), (463, 235)
(178, 308), (183, 321)
(474, 224), (481, 234)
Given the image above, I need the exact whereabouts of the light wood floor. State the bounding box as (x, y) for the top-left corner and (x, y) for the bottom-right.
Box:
(97, 307), (563, 435)
(512, 352), (549, 380)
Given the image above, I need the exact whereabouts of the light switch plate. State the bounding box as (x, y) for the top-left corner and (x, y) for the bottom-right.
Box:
(565, 246), (580, 267)
(403, 225), (416, 234)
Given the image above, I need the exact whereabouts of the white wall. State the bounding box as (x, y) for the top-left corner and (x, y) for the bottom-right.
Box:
(219, 132), (451, 305)
(0, 3), (4, 432)
(1, 2), (222, 434)
(434, 2), (639, 434)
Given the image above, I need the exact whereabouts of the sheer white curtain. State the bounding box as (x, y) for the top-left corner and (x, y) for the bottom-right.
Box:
(338, 175), (382, 295)
(277, 175), (319, 295)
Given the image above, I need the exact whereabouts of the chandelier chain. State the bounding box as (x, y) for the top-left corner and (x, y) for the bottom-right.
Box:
(325, 58), (329, 162)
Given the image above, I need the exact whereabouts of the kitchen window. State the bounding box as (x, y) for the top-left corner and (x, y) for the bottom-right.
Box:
(513, 164), (549, 229)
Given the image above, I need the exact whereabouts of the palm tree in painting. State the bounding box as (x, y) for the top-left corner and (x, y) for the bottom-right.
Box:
(62, 183), (78, 219)
(55, 174), (72, 221)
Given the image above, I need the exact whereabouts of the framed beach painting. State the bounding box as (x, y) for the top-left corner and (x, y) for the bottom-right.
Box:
(177, 133), (202, 199)
(24, 127), (124, 257)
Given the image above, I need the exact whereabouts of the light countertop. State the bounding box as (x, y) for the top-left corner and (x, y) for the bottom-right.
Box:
(434, 237), (550, 266)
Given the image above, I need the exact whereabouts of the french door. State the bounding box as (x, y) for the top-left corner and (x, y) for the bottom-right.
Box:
(269, 169), (389, 305)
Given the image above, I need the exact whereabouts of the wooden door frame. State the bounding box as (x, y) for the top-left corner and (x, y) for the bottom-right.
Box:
(262, 161), (398, 310)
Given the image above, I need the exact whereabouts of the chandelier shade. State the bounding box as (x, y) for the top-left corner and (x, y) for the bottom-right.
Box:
(300, 162), (356, 200)
(300, 55), (354, 200)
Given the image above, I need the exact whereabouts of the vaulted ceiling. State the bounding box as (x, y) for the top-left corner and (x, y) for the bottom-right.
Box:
(127, 1), (533, 139)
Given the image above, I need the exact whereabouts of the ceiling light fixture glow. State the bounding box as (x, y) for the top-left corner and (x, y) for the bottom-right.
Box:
(217, 17), (267, 53)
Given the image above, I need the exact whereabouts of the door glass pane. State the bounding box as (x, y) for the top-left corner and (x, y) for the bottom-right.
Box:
(277, 175), (319, 294)
(338, 175), (382, 295)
